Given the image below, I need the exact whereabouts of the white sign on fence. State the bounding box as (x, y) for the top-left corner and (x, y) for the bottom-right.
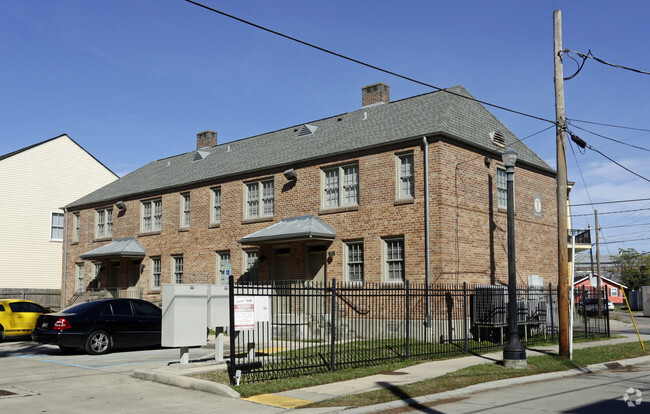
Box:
(234, 296), (255, 330)
(254, 296), (269, 322)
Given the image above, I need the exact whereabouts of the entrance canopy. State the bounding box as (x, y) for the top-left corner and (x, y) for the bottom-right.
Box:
(238, 215), (335, 245)
(80, 237), (146, 260)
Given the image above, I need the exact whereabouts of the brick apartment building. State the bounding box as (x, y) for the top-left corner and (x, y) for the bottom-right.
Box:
(62, 83), (558, 306)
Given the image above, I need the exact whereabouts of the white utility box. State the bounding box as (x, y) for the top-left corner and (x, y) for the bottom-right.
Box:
(162, 284), (208, 347)
(643, 286), (650, 317)
(207, 284), (230, 327)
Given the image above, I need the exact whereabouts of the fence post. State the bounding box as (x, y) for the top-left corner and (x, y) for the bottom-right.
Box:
(405, 280), (410, 358)
(330, 279), (337, 373)
(228, 275), (236, 384)
(605, 287), (610, 337)
(582, 286), (588, 339)
(549, 283), (555, 343)
(463, 282), (468, 354)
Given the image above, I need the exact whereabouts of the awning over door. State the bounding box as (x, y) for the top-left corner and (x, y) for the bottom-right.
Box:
(238, 215), (336, 245)
(80, 237), (146, 260)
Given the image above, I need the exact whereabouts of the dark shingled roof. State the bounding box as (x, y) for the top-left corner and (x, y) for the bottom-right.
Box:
(66, 85), (553, 209)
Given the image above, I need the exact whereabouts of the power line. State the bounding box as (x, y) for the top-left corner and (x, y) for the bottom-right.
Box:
(571, 198), (650, 207)
(569, 124), (650, 152)
(184, 0), (557, 126)
(572, 207), (650, 217)
(567, 118), (650, 133)
(568, 131), (650, 183)
(565, 49), (650, 76)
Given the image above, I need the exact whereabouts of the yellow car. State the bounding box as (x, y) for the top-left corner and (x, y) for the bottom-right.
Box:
(0, 299), (52, 341)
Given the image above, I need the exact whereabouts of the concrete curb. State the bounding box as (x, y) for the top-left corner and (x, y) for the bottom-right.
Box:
(133, 368), (240, 399)
(337, 355), (650, 414)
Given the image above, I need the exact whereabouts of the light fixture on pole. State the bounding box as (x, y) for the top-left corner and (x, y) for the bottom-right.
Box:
(502, 147), (527, 369)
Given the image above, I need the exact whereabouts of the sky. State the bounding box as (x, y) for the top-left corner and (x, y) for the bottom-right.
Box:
(2, 0), (650, 259)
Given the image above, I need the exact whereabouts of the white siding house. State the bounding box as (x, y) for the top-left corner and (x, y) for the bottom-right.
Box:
(0, 134), (117, 290)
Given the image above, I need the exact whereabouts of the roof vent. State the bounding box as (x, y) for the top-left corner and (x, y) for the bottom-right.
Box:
(298, 124), (317, 136)
(490, 131), (506, 148)
(193, 150), (210, 162)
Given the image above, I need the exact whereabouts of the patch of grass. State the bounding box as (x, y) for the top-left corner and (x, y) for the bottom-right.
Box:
(306, 340), (650, 408)
(195, 339), (648, 403)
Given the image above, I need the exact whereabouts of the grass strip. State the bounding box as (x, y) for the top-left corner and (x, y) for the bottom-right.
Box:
(306, 340), (650, 408)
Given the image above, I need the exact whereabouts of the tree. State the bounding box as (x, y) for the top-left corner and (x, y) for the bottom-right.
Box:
(612, 248), (650, 291)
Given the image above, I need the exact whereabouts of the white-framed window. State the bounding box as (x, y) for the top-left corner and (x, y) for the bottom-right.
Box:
(397, 153), (414, 199)
(50, 212), (64, 241)
(95, 207), (113, 238)
(180, 193), (190, 228)
(244, 250), (259, 282)
(172, 255), (183, 284)
(384, 238), (405, 282)
(246, 180), (274, 219)
(75, 263), (85, 291)
(609, 287), (619, 297)
(322, 163), (359, 208)
(151, 257), (161, 289)
(211, 187), (222, 225)
(72, 213), (80, 243)
(497, 168), (508, 209)
(345, 241), (364, 283)
(217, 252), (231, 285)
(141, 199), (162, 232)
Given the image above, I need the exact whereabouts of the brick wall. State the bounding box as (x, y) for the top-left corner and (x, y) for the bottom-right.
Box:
(63, 138), (558, 303)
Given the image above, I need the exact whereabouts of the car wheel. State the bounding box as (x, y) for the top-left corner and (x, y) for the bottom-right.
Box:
(85, 330), (111, 355)
(58, 345), (77, 352)
(0, 325), (4, 342)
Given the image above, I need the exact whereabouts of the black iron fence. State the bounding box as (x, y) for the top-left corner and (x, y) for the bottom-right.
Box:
(227, 278), (608, 384)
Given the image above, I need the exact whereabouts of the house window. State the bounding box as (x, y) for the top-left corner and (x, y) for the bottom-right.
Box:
(217, 252), (231, 285)
(141, 199), (162, 232)
(609, 287), (619, 297)
(323, 164), (359, 208)
(96, 208), (113, 238)
(346, 242), (364, 283)
(397, 154), (414, 199)
(151, 257), (161, 289)
(246, 180), (274, 219)
(75, 263), (85, 291)
(50, 212), (64, 241)
(92, 262), (101, 284)
(497, 168), (507, 209)
(211, 187), (222, 224)
(244, 250), (259, 282)
(384, 238), (405, 282)
(172, 256), (183, 284)
(72, 213), (80, 243)
(181, 193), (190, 228)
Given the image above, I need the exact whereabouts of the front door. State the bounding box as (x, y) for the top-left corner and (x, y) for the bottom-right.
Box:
(272, 247), (291, 280)
(306, 245), (326, 284)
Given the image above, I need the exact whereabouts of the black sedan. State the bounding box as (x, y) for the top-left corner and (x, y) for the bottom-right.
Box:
(32, 298), (161, 355)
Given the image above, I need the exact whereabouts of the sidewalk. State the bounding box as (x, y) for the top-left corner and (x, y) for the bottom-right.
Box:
(133, 318), (650, 411)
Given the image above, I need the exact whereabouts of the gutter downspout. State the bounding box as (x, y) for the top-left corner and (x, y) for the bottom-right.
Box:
(62, 208), (68, 309)
(423, 136), (431, 327)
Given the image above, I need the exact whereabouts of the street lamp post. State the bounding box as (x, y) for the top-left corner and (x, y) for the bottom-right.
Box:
(502, 147), (527, 369)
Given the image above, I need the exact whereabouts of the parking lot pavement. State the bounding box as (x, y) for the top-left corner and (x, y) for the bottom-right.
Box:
(1, 340), (218, 373)
(0, 340), (284, 414)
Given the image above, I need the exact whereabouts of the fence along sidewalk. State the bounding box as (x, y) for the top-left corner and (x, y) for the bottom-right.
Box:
(226, 278), (608, 384)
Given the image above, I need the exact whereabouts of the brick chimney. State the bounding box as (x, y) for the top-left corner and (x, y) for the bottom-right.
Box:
(196, 130), (217, 149)
(361, 82), (390, 107)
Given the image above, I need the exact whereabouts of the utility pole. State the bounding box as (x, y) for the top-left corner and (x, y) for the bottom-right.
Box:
(554, 9), (570, 358)
(595, 210), (603, 316)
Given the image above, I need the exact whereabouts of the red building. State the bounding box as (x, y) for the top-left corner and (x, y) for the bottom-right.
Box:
(574, 275), (626, 305)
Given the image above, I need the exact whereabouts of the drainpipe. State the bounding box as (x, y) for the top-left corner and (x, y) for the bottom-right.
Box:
(62, 208), (68, 309)
(423, 136), (431, 327)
